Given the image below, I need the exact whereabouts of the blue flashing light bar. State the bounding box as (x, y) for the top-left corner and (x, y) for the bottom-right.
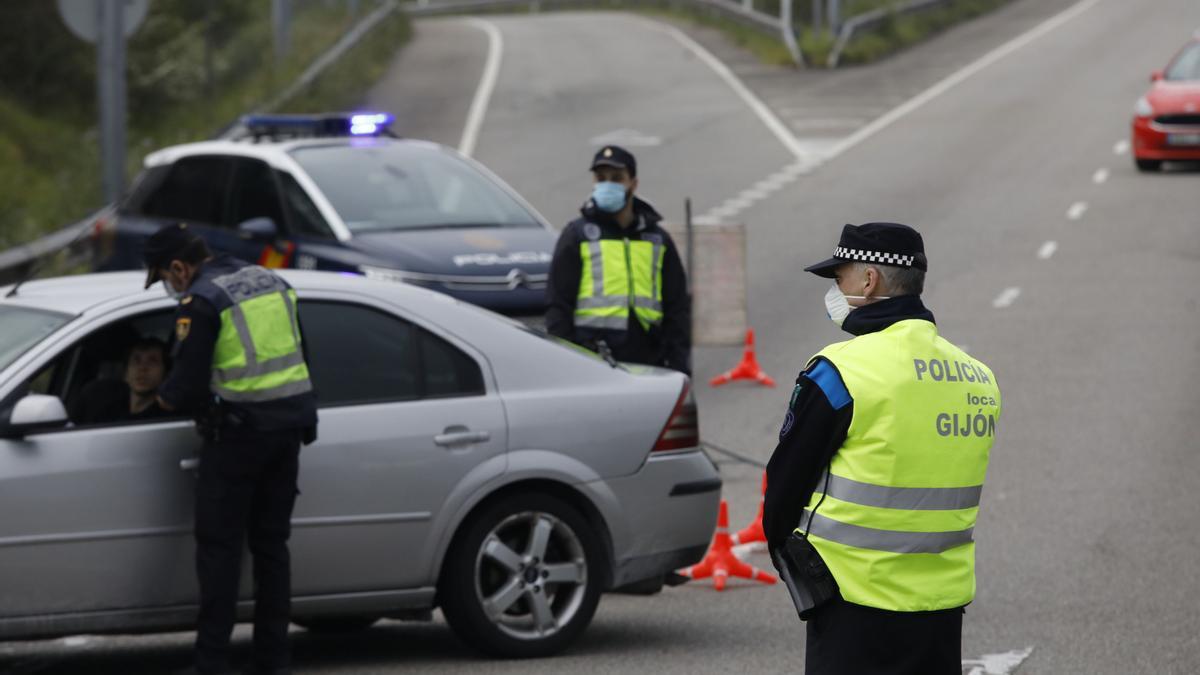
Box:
(239, 112), (395, 139)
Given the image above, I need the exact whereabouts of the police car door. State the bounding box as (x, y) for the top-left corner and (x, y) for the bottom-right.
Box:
(291, 298), (507, 597)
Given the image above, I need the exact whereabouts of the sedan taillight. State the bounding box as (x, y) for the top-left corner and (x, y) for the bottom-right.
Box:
(651, 382), (699, 452)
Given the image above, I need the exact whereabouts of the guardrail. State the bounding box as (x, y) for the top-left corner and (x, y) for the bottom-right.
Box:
(402, 0), (804, 65)
(826, 0), (955, 67)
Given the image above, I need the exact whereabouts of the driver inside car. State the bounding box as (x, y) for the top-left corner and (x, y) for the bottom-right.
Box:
(72, 336), (171, 425)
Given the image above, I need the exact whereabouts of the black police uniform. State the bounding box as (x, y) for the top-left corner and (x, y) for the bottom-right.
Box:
(147, 226), (317, 675)
(545, 147), (691, 373)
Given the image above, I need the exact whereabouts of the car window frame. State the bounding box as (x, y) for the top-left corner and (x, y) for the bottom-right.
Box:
(276, 169), (336, 240)
(294, 290), (494, 409)
(0, 298), (193, 434)
(227, 156), (290, 233)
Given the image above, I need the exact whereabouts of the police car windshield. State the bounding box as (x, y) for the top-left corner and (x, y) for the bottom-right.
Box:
(0, 306), (72, 372)
(1166, 42), (1200, 81)
(290, 143), (538, 232)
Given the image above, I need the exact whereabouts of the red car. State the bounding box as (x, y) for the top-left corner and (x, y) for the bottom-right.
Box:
(1132, 35), (1200, 171)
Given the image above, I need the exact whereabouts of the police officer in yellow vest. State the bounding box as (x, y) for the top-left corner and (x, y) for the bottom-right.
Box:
(546, 146), (691, 373)
(144, 223), (317, 675)
(763, 223), (1000, 675)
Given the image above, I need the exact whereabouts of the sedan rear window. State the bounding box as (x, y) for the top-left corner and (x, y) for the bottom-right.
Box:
(1167, 43), (1200, 81)
(0, 306), (72, 372)
(290, 142), (538, 233)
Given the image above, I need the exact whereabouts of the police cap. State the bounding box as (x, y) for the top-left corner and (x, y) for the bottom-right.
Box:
(589, 145), (637, 177)
(804, 222), (928, 279)
(142, 223), (203, 289)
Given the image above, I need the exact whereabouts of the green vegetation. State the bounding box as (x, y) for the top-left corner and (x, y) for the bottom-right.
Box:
(811, 0), (1015, 65)
(0, 1), (410, 251)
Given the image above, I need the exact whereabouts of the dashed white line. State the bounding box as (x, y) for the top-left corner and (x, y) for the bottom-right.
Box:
(1067, 201), (1088, 220)
(993, 287), (1021, 308)
(1114, 139), (1130, 155)
(1038, 241), (1058, 259)
(61, 636), (89, 647)
(1093, 168), (1110, 184)
(458, 18), (503, 158)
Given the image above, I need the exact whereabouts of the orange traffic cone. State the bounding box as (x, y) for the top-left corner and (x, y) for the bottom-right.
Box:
(710, 329), (776, 388)
(678, 500), (776, 591)
(732, 472), (767, 547)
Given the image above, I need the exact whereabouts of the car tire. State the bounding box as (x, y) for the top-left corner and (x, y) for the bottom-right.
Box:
(292, 616), (379, 633)
(1135, 158), (1162, 172)
(439, 492), (604, 658)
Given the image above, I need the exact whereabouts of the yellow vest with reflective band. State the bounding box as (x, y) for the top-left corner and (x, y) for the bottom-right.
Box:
(798, 319), (1001, 612)
(575, 237), (665, 331)
(197, 264), (313, 404)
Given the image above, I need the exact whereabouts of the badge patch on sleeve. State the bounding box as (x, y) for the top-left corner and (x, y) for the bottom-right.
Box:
(175, 317), (192, 342)
(780, 410), (795, 439)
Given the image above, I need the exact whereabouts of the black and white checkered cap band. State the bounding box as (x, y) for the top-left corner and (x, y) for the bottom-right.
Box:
(834, 246), (915, 267)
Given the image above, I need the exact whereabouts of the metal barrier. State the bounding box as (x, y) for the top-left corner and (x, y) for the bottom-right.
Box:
(826, 0), (955, 67)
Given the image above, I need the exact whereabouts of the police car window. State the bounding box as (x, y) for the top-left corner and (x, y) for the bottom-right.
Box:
(290, 143), (538, 232)
(298, 301), (420, 405)
(139, 156), (234, 226)
(421, 331), (484, 398)
(278, 172), (334, 239)
(228, 159), (285, 230)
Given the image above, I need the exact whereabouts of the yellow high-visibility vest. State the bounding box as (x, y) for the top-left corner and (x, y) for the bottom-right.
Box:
(798, 319), (1001, 612)
(575, 237), (665, 331)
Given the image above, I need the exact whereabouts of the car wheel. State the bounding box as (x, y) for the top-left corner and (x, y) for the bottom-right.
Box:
(292, 615), (379, 633)
(439, 493), (603, 658)
(1135, 158), (1162, 172)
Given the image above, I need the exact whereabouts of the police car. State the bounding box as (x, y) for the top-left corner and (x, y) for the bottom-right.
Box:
(95, 113), (555, 315)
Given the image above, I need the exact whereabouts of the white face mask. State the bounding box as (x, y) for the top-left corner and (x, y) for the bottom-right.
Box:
(163, 281), (185, 301)
(825, 283), (888, 327)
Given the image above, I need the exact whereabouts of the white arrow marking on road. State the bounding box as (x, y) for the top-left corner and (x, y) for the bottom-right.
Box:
(962, 646), (1034, 674)
(1038, 241), (1058, 259)
(1093, 168), (1110, 184)
(588, 128), (662, 147)
(1066, 201), (1088, 220)
(993, 287), (1021, 308)
(1114, 139), (1130, 155)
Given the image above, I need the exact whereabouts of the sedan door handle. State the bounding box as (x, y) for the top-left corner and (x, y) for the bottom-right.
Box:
(434, 427), (491, 448)
(180, 457), (200, 471)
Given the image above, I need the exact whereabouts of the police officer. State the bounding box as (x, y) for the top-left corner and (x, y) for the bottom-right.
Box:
(763, 223), (1001, 675)
(546, 146), (691, 373)
(144, 224), (317, 675)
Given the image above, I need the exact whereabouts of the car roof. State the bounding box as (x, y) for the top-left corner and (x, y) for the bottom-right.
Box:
(0, 269), (461, 316)
(143, 136), (446, 168)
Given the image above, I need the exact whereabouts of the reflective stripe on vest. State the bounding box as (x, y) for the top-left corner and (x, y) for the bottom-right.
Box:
(798, 319), (1001, 612)
(209, 267), (312, 403)
(576, 237), (665, 331)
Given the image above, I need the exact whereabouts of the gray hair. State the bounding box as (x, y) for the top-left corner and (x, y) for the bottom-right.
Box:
(851, 262), (925, 296)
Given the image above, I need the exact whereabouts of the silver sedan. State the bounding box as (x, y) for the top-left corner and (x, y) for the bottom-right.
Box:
(0, 271), (720, 658)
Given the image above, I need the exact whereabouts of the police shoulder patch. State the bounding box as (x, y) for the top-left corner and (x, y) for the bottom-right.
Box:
(583, 223), (601, 241)
(175, 317), (192, 342)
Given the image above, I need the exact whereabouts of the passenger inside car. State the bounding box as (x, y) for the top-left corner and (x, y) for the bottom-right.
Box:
(71, 337), (171, 425)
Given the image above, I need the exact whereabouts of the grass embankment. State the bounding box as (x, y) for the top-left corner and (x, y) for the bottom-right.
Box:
(0, 5), (410, 251)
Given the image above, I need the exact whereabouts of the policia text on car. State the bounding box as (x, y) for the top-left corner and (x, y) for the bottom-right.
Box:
(546, 146), (691, 374)
(762, 223), (1001, 675)
(145, 223), (318, 675)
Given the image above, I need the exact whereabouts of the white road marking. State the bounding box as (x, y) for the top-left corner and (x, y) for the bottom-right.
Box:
(962, 646), (1034, 674)
(589, 128), (662, 147)
(1067, 201), (1088, 220)
(993, 287), (1021, 308)
(458, 18), (503, 158)
(1092, 168), (1110, 184)
(1038, 240), (1058, 259)
(61, 636), (89, 647)
(652, 21), (815, 161)
(821, 0), (1103, 162)
(1114, 139), (1130, 155)
(657, 0), (1101, 223)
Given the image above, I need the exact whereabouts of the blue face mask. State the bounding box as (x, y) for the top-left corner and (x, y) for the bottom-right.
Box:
(592, 182), (627, 213)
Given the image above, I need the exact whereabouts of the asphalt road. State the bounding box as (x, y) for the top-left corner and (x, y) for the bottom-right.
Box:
(5, 0), (1199, 672)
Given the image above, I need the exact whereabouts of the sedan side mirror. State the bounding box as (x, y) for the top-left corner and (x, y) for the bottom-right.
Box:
(238, 217), (278, 242)
(2, 394), (69, 439)
(1150, 70), (1164, 82)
